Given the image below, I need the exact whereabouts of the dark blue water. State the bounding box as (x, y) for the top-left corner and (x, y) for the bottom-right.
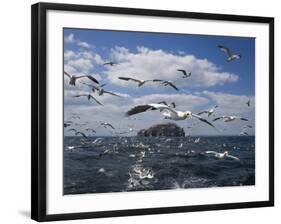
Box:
(64, 136), (255, 195)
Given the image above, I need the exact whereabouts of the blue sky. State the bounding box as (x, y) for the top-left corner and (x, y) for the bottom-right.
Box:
(63, 28), (255, 136)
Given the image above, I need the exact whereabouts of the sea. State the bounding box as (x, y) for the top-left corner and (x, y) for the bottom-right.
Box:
(64, 136), (255, 195)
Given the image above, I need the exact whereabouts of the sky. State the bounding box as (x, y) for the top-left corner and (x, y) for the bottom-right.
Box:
(63, 28), (255, 136)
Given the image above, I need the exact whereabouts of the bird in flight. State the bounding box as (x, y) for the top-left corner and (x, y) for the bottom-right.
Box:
(153, 79), (179, 91)
(118, 77), (154, 87)
(101, 122), (115, 129)
(68, 129), (88, 139)
(177, 69), (191, 78)
(64, 71), (99, 86)
(72, 94), (103, 105)
(213, 116), (248, 122)
(103, 62), (118, 66)
(246, 100), (250, 107)
(217, 45), (241, 62)
(126, 103), (215, 128)
(81, 82), (122, 97)
(197, 105), (218, 117)
(86, 128), (96, 133)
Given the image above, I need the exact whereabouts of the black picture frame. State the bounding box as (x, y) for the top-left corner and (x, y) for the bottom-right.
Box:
(31, 2), (274, 222)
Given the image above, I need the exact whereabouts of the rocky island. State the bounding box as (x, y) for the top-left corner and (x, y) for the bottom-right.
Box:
(137, 123), (185, 137)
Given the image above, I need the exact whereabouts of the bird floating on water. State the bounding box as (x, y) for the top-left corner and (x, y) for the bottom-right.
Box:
(217, 45), (241, 62)
(126, 103), (215, 128)
(64, 71), (99, 86)
(204, 150), (240, 161)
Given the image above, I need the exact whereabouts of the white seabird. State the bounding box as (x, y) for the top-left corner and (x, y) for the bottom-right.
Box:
(126, 103), (215, 128)
(213, 116), (248, 122)
(204, 150), (240, 161)
(177, 69), (191, 78)
(81, 82), (122, 97)
(218, 45), (241, 62)
(64, 71), (99, 86)
(197, 105), (218, 117)
(118, 76), (154, 87)
(153, 79), (179, 91)
(101, 122), (115, 129)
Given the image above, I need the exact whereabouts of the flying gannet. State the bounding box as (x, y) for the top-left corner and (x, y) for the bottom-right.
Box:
(126, 103), (214, 128)
(81, 82), (122, 97)
(64, 71), (99, 86)
(218, 45), (241, 62)
(177, 69), (191, 78)
(101, 122), (115, 129)
(153, 79), (179, 91)
(197, 105), (218, 117)
(118, 76), (154, 87)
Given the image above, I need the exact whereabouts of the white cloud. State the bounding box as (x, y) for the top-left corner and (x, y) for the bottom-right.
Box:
(201, 91), (255, 115)
(64, 33), (75, 43)
(105, 46), (239, 89)
(77, 41), (91, 49)
(64, 33), (94, 49)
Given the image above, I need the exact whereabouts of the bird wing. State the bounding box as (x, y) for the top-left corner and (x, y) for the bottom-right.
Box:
(72, 94), (88, 97)
(197, 110), (208, 115)
(103, 90), (122, 97)
(75, 75), (88, 80)
(64, 71), (72, 78)
(152, 79), (165, 82)
(192, 113), (215, 128)
(89, 95), (103, 105)
(170, 102), (176, 108)
(76, 131), (88, 138)
(218, 45), (232, 57)
(157, 101), (168, 106)
(213, 117), (223, 122)
(87, 76), (99, 84)
(227, 155), (240, 161)
(177, 69), (187, 76)
(118, 77), (141, 84)
(240, 117), (249, 121)
(126, 105), (154, 116)
(204, 151), (218, 155)
(149, 103), (178, 117)
(166, 82), (179, 91)
(106, 123), (115, 129)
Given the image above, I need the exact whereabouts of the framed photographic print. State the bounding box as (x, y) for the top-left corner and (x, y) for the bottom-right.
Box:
(31, 2), (274, 222)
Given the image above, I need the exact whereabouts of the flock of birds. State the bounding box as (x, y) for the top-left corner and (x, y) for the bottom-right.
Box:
(64, 44), (253, 161)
